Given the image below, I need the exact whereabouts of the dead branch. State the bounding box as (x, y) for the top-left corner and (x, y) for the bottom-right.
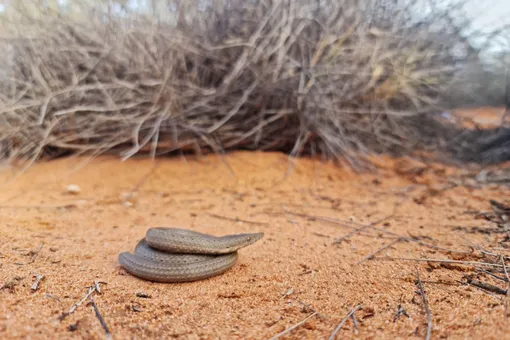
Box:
(416, 270), (432, 340)
(393, 295), (410, 322)
(269, 311), (318, 340)
(59, 281), (107, 321)
(329, 304), (363, 340)
(283, 210), (470, 254)
(88, 295), (113, 340)
(15, 243), (44, 265)
(502, 256), (510, 317)
(0, 0), (505, 167)
(333, 214), (395, 244)
(359, 238), (403, 264)
(31, 274), (45, 292)
(466, 278), (508, 296)
(206, 213), (269, 226)
(371, 257), (504, 268)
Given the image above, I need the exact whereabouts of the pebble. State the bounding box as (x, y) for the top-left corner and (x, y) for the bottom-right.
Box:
(66, 184), (81, 194)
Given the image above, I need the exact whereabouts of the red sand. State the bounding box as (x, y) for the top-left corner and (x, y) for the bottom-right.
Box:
(0, 151), (509, 339)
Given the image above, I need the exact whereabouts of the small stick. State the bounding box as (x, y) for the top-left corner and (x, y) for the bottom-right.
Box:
(30, 244), (44, 263)
(93, 281), (105, 295)
(393, 295), (410, 322)
(416, 270), (432, 340)
(45, 293), (61, 302)
(501, 256), (510, 317)
(333, 214), (394, 244)
(0, 276), (23, 291)
(296, 299), (328, 319)
(62, 286), (95, 319)
(468, 283), (503, 299)
(31, 274), (45, 292)
(467, 278), (508, 295)
(312, 232), (330, 238)
(269, 312), (318, 340)
(0, 203), (80, 209)
(351, 313), (359, 330)
(15, 243), (44, 265)
(359, 238), (402, 264)
(419, 279), (463, 287)
(60, 281), (107, 320)
(371, 256), (504, 268)
(328, 304), (362, 340)
(89, 295), (113, 340)
(479, 269), (509, 283)
(129, 161), (161, 194)
(207, 213), (269, 226)
(459, 236), (509, 259)
(282, 210), (470, 254)
(298, 270), (314, 276)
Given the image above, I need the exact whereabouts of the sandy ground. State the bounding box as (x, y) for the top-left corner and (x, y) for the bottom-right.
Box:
(452, 106), (508, 128)
(0, 151), (509, 340)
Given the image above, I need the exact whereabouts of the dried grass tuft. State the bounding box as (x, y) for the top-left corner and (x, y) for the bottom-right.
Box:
(0, 1), (507, 169)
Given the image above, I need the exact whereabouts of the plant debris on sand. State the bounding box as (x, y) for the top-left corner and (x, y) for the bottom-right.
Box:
(0, 154), (510, 339)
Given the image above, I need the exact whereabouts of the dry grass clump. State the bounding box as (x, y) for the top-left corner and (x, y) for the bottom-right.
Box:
(0, 0), (503, 169)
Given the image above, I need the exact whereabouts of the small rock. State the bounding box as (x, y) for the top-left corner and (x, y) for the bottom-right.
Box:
(136, 292), (151, 299)
(68, 322), (79, 332)
(66, 184), (81, 195)
(120, 192), (137, 202)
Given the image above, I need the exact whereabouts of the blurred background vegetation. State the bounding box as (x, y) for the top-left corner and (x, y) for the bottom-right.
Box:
(0, 0), (508, 169)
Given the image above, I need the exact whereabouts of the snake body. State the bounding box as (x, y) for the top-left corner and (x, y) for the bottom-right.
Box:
(119, 228), (264, 283)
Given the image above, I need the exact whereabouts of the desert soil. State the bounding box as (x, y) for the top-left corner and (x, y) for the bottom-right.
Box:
(0, 151), (509, 340)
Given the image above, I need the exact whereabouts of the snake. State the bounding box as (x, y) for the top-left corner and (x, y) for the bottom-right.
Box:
(118, 227), (264, 283)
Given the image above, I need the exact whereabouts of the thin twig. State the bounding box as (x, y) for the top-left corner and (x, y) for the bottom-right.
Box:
(359, 238), (402, 264)
(45, 293), (62, 302)
(269, 312), (318, 340)
(296, 299), (328, 319)
(0, 276), (23, 292)
(60, 281), (107, 321)
(416, 270), (432, 340)
(15, 243), (44, 265)
(31, 274), (45, 292)
(460, 236), (510, 260)
(351, 313), (359, 331)
(60, 286), (95, 320)
(0, 203), (80, 209)
(88, 295), (113, 340)
(333, 214), (394, 244)
(129, 161), (161, 195)
(501, 256), (510, 317)
(371, 256), (504, 268)
(30, 243), (44, 263)
(393, 295), (410, 322)
(282, 210), (470, 254)
(328, 304), (363, 340)
(207, 213), (269, 226)
(467, 278), (508, 295)
(479, 269), (509, 283)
